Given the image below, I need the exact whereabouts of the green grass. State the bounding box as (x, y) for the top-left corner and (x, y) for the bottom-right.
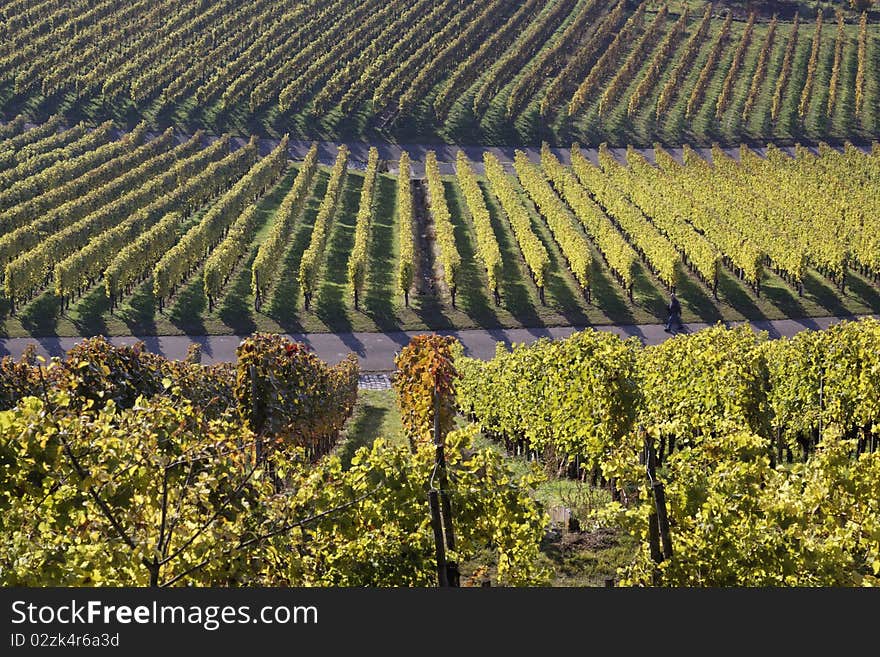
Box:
(745, 21), (790, 139)
(570, 16), (668, 146)
(775, 30), (813, 141)
(627, 23), (696, 145)
(340, 388), (638, 586)
(336, 389), (405, 468)
(658, 18), (720, 145)
(804, 24), (836, 139)
(467, 424), (638, 586)
(861, 36), (880, 134)
(831, 36), (859, 138)
(313, 171), (365, 331)
(717, 23), (766, 141)
(689, 28), (738, 143)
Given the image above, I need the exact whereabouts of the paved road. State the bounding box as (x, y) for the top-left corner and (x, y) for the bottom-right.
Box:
(11, 118), (860, 177)
(252, 139), (838, 177)
(0, 315), (873, 372)
(172, 127), (859, 175)
(221, 136), (870, 177)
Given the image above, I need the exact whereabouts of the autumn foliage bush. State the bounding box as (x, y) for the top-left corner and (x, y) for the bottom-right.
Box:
(234, 332), (358, 456)
(0, 335), (547, 587)
(393, 334), (458, 448)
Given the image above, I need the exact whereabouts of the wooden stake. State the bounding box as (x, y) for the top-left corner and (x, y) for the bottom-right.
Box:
(648, 510), (663, 564)
(653, 481), (673, 560)
(434, 389), (456, 554)
(428, 490), (449, 587)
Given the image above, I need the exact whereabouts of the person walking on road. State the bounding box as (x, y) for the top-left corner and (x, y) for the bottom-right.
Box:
(665, 292), (682, 334)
